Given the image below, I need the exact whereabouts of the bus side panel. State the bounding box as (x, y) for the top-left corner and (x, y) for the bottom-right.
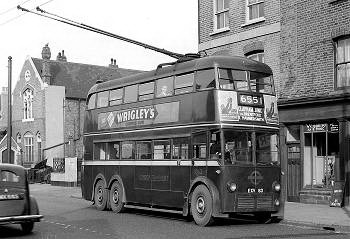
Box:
(133, 166), (152, 204)
(170, 166), (191, 208)
(192, 91), (216, 122)
(122, 165), (137, 203)
(82, 165), (93, 200)
(105, 164), (120, 187)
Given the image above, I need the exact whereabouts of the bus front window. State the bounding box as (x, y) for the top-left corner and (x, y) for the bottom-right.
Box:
(256, 132), (279, 165)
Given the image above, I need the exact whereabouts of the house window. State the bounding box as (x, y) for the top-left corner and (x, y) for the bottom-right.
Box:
(246, 0), (264, 22)
(247, 52), (265, 63)
(214, 0), (230, 31)
(24, 133), (34, 163)
(336, 37), (350, 88)
(37, 133), (42, 162)
(23, 88), (33, 120)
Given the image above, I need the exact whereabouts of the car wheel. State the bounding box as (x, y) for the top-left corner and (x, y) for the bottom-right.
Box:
(94, 180), (107, 211)
(21, 222), (34, 234)
(190, 185), (214, 226)
(109, 181), (125, 213)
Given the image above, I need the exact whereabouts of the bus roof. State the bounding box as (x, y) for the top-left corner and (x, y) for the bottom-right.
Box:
(88, 55), (273, 96)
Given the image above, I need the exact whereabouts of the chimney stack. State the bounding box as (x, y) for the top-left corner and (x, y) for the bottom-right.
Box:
(56, 50), (67, 62)
(41, 43), (51, 84)
(109, 58), (118, 68)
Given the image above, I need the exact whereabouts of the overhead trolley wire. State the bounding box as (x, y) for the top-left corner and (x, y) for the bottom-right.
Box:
(17, 5), (197, 60)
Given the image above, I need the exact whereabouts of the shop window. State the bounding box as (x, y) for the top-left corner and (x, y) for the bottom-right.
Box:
(214, 0), (230, 32)
(336, 37), (350, 88)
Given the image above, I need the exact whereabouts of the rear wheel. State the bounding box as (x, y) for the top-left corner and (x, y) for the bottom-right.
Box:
(21, 222), (34, 234)
(109, 181), (125, 213)
(190, 185), (214, 226)
(94, 180), (107, 211)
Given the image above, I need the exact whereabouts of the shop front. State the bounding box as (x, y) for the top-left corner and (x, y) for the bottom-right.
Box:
(279, 96), (350, 206)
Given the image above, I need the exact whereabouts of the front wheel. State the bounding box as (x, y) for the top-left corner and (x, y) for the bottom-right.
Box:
(190, 185), (214, 226)
(94, 180), (107, 211)
(21, 222), (34, 234)
(109, 181), (125, 213)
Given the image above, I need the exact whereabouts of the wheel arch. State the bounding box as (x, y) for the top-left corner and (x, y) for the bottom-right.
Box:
(91, 173), (107, 203)
(184, 176), (221, 217)
(107, 174), (126, 203)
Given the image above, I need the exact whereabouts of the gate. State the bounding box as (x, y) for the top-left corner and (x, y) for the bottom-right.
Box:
(287, 144), (301, 202)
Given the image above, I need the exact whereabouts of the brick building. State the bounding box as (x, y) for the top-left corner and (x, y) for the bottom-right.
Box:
(11, 44), (141, 169)
(279, 0), (350, 206)
(198, 0), (350, 206)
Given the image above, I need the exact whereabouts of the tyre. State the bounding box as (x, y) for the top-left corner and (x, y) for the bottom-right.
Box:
(254, 212), (272, 224)
(94, 180), (107, 211)
(190, 185), (214, 226)
(109, 181), (125, 213)
(21, 222), (34, 234)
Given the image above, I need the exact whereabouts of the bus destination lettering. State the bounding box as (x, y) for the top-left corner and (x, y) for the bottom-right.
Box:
(238, 106), (264, 122)
(98, 102), (179, 129)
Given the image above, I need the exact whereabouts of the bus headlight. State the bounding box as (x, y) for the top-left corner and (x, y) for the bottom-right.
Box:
(275, 199), (280, 206)
(227, 182), (237, 192)
(273, 182), (281, 192)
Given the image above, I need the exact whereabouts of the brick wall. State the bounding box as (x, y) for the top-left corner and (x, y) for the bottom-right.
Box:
(280, 0), (350, 99)
(64, 99), (86, 159)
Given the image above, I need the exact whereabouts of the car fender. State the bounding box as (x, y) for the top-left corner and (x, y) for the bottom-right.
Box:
(29, 196), (40, 215)
(184, 176), (222, 217)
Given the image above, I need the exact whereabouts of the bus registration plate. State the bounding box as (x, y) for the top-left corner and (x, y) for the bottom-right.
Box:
(247, 188), (264, 193)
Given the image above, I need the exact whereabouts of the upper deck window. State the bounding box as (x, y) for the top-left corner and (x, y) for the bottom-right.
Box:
(97, 91), (109, 108)
(87, 94), (96, 109)
(124, 85), (138, 103)
(139, 82), (155, 101)
(110, 88), (123, 106)
(250, 72), (274, 94)
(219, 69), (249, 91)
(196, 69), (216, 90)
(156, 77), (174, 97)
(175, 73), (194, 95)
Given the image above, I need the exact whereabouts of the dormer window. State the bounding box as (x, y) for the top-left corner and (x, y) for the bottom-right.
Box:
(23, 88), (33, 120)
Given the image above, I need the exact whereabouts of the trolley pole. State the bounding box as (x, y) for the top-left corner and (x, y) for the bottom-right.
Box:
(7, 56), (12, 164)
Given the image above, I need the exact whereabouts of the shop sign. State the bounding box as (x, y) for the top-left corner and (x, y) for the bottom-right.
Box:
(305, 124), (327, 132)
(329, 123), (339, 132)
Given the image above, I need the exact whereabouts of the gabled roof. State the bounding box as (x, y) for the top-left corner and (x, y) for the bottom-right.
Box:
(31, 58), (142, 99)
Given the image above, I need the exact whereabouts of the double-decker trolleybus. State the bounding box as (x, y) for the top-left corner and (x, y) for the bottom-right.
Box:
(82, 55), (283, 226)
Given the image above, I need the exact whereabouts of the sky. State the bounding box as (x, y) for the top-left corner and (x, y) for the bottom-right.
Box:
(0, 0), (198, 90)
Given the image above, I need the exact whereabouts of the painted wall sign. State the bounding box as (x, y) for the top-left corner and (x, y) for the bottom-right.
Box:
(98, 102), (179, 129)
(218, 91), (278, 125)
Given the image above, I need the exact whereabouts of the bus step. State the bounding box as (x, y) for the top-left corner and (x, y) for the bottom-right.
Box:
(124, 205), (183, 215)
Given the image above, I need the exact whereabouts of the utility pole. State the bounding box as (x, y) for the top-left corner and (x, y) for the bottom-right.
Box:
(7, 56), (12, 164)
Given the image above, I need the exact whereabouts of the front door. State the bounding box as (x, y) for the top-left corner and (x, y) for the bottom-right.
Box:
(287, 144), (301, 202)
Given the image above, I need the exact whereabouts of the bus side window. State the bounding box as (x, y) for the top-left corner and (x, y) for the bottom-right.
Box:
(121, 141), (135, 160)
(174, 73), (194, 95)
(154, 140), (171, 160)
(97, 91), (109, 108)
(136, 141), (152, 160)
(124, 85), (138, 103)
(107, 142), (120, 160)
(172, 137), (189, 160)
(156, 77), (173, 97)
(110, 88), (123, 106)
(94, 143), (106, 160)
(192, 133), (207, 159)
(195, 69), (216, 90)
(139, 82), (155, 101)
(87, 94), (96, 110)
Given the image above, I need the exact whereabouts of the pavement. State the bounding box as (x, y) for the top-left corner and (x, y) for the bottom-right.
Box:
(30, 184), (350, 232)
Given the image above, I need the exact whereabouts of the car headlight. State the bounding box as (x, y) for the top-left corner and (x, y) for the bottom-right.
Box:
(273, 182), (281, 192)
(227, 182), (237, 192)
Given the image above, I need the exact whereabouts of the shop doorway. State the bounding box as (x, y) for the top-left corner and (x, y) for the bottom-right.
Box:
(287, 144), (301, 202)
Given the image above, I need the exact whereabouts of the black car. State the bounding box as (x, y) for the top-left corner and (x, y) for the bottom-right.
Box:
(0, 163), (43, 233)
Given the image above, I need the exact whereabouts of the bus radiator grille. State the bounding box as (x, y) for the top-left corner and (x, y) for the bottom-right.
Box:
(236, 194), (273, 210)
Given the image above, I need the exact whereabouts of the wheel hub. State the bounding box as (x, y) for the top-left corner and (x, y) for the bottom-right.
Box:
(196, 196), (205, 214)
(112, 190), (119, 204)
